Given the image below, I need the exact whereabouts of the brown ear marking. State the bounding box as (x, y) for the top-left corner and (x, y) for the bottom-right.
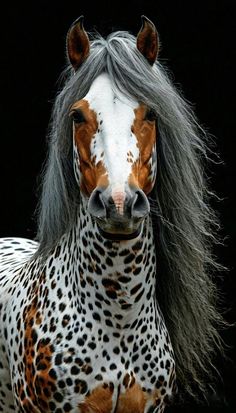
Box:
(137, 15), (159, 65)
(67, 15), (90, 70)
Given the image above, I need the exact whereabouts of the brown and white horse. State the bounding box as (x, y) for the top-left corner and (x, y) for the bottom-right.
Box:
(0, 15), (223, 413)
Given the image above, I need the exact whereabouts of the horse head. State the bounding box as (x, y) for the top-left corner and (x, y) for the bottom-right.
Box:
(67, 16), (159, 240)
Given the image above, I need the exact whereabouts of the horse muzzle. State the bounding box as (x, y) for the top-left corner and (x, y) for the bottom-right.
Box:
(88, 186), (150, 240)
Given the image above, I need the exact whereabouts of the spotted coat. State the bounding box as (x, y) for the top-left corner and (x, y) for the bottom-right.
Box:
(0, 209), (176, 413)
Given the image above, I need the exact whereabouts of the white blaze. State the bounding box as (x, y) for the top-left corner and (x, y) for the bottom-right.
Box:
(84, 73), (139, 214)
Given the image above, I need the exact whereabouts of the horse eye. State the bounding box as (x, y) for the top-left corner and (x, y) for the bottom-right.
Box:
(71, 109), (85, 124)
(145, 108), (156, 122)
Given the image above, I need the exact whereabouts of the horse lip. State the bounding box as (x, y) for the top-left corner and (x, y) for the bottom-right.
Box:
(97, 224), (142, 241)
(95, 215), (143, 240)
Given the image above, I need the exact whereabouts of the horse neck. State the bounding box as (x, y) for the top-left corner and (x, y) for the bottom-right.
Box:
(48, 201), (157, 326)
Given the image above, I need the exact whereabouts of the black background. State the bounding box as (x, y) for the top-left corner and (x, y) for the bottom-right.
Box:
(0, 1), (235, 411)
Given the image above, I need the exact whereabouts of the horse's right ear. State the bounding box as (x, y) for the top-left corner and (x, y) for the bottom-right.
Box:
(67, 16), (90, 70)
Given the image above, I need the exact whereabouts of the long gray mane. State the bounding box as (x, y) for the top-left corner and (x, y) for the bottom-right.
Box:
(36, 31), (225, 400)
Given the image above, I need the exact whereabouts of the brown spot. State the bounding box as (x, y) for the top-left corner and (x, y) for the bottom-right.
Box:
(78, 384), (113, 413)
(123, 372), (136, 389)
(35, 311), (42, 325)
(129, 104), (156, 194)
(86, 276), (94, 286)
(71, 99), (109, 195)
(34, 339), (55, 408)
(116, 382), (147, 413)
(23, 300), (38, 405)
(102, 278), (121, 292)
(20, 287), (55, 410)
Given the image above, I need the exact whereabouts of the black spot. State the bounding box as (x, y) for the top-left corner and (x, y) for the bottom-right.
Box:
(124, 253), (135, 264)
(127, 334), (134, 343)
(49, 368), (57, 379)
(37, 362), (47, 370)
(64, 402), (72, 412)
(58, 380), (66, 389)
(66, 377), (73, 386)
(132, 240), (143, 251)
(135, 254), (143, 264)
(93, 242), (105, 255)
(75, 380), (88, 394)
(82, 236), (88, 247)
(124, 266), (132, 273)
(106, 290), (117, 299)
(54, 392), (63, 402)
(117, 371), (122, 379)
(133, 267), (142, 275)
(141, 325), (148, 334)
(105, 319), (113, 327)
(95, 374), (103, 381)
(119, 249), (130, 256)
(92, 312), (101, 322)
(31, 329), (38, 344)
(121, 303), (132, 310)
(118, 276), (131, 283)
(134, 288), (145, 303)
(125, 360), (130, 369)
(105, 257), (113, 266)
(143, 363), (148, 371)
(77, 337), (85, 346)
(59, 303), (66, 312)
(130, 283), (142, 295)
(71, 365), (80, 375)
(54, 245), (61, 258)
(88, 342), (96, 350)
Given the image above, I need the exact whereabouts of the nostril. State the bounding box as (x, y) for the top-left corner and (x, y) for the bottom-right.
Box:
(88, 189), (106, 219)
(131, 190), (150, 218)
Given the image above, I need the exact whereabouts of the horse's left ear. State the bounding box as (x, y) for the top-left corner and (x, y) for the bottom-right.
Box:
(137, 16), (159, 65)
(67, 16), (90, 70)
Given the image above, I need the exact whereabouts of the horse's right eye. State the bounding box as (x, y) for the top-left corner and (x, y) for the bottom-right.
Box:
(71, 109), (85, 124)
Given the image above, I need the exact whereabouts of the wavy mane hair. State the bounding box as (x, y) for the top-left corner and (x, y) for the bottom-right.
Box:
(36, 30), (225, 400)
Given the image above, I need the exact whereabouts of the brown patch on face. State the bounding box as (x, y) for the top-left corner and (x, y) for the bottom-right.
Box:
(116, 382), (147, 413)
(78, 383), (114, 413)
(129, 104), (156, 194)
(71, 99), (108, 195)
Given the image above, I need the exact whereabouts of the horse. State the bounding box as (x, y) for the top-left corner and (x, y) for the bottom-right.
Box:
(0, 15), (224, 413)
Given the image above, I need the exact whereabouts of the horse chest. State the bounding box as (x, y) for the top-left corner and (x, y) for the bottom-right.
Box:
(17, 321), (175, 412)
(8, 278), (176, 412)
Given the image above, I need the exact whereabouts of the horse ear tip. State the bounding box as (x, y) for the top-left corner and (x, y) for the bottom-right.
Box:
(140, 15), (156, 30)
(70, 15), (85, 30)
(140, 15), (147, 26)
(141, 15), (148, 21)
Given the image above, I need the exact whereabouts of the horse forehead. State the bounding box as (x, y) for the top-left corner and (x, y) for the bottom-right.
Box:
(85, 74), (138, 122)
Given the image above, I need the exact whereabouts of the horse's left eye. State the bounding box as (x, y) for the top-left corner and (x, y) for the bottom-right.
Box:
(71, 109), (85, 124)
(145, 108), (156, 122)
